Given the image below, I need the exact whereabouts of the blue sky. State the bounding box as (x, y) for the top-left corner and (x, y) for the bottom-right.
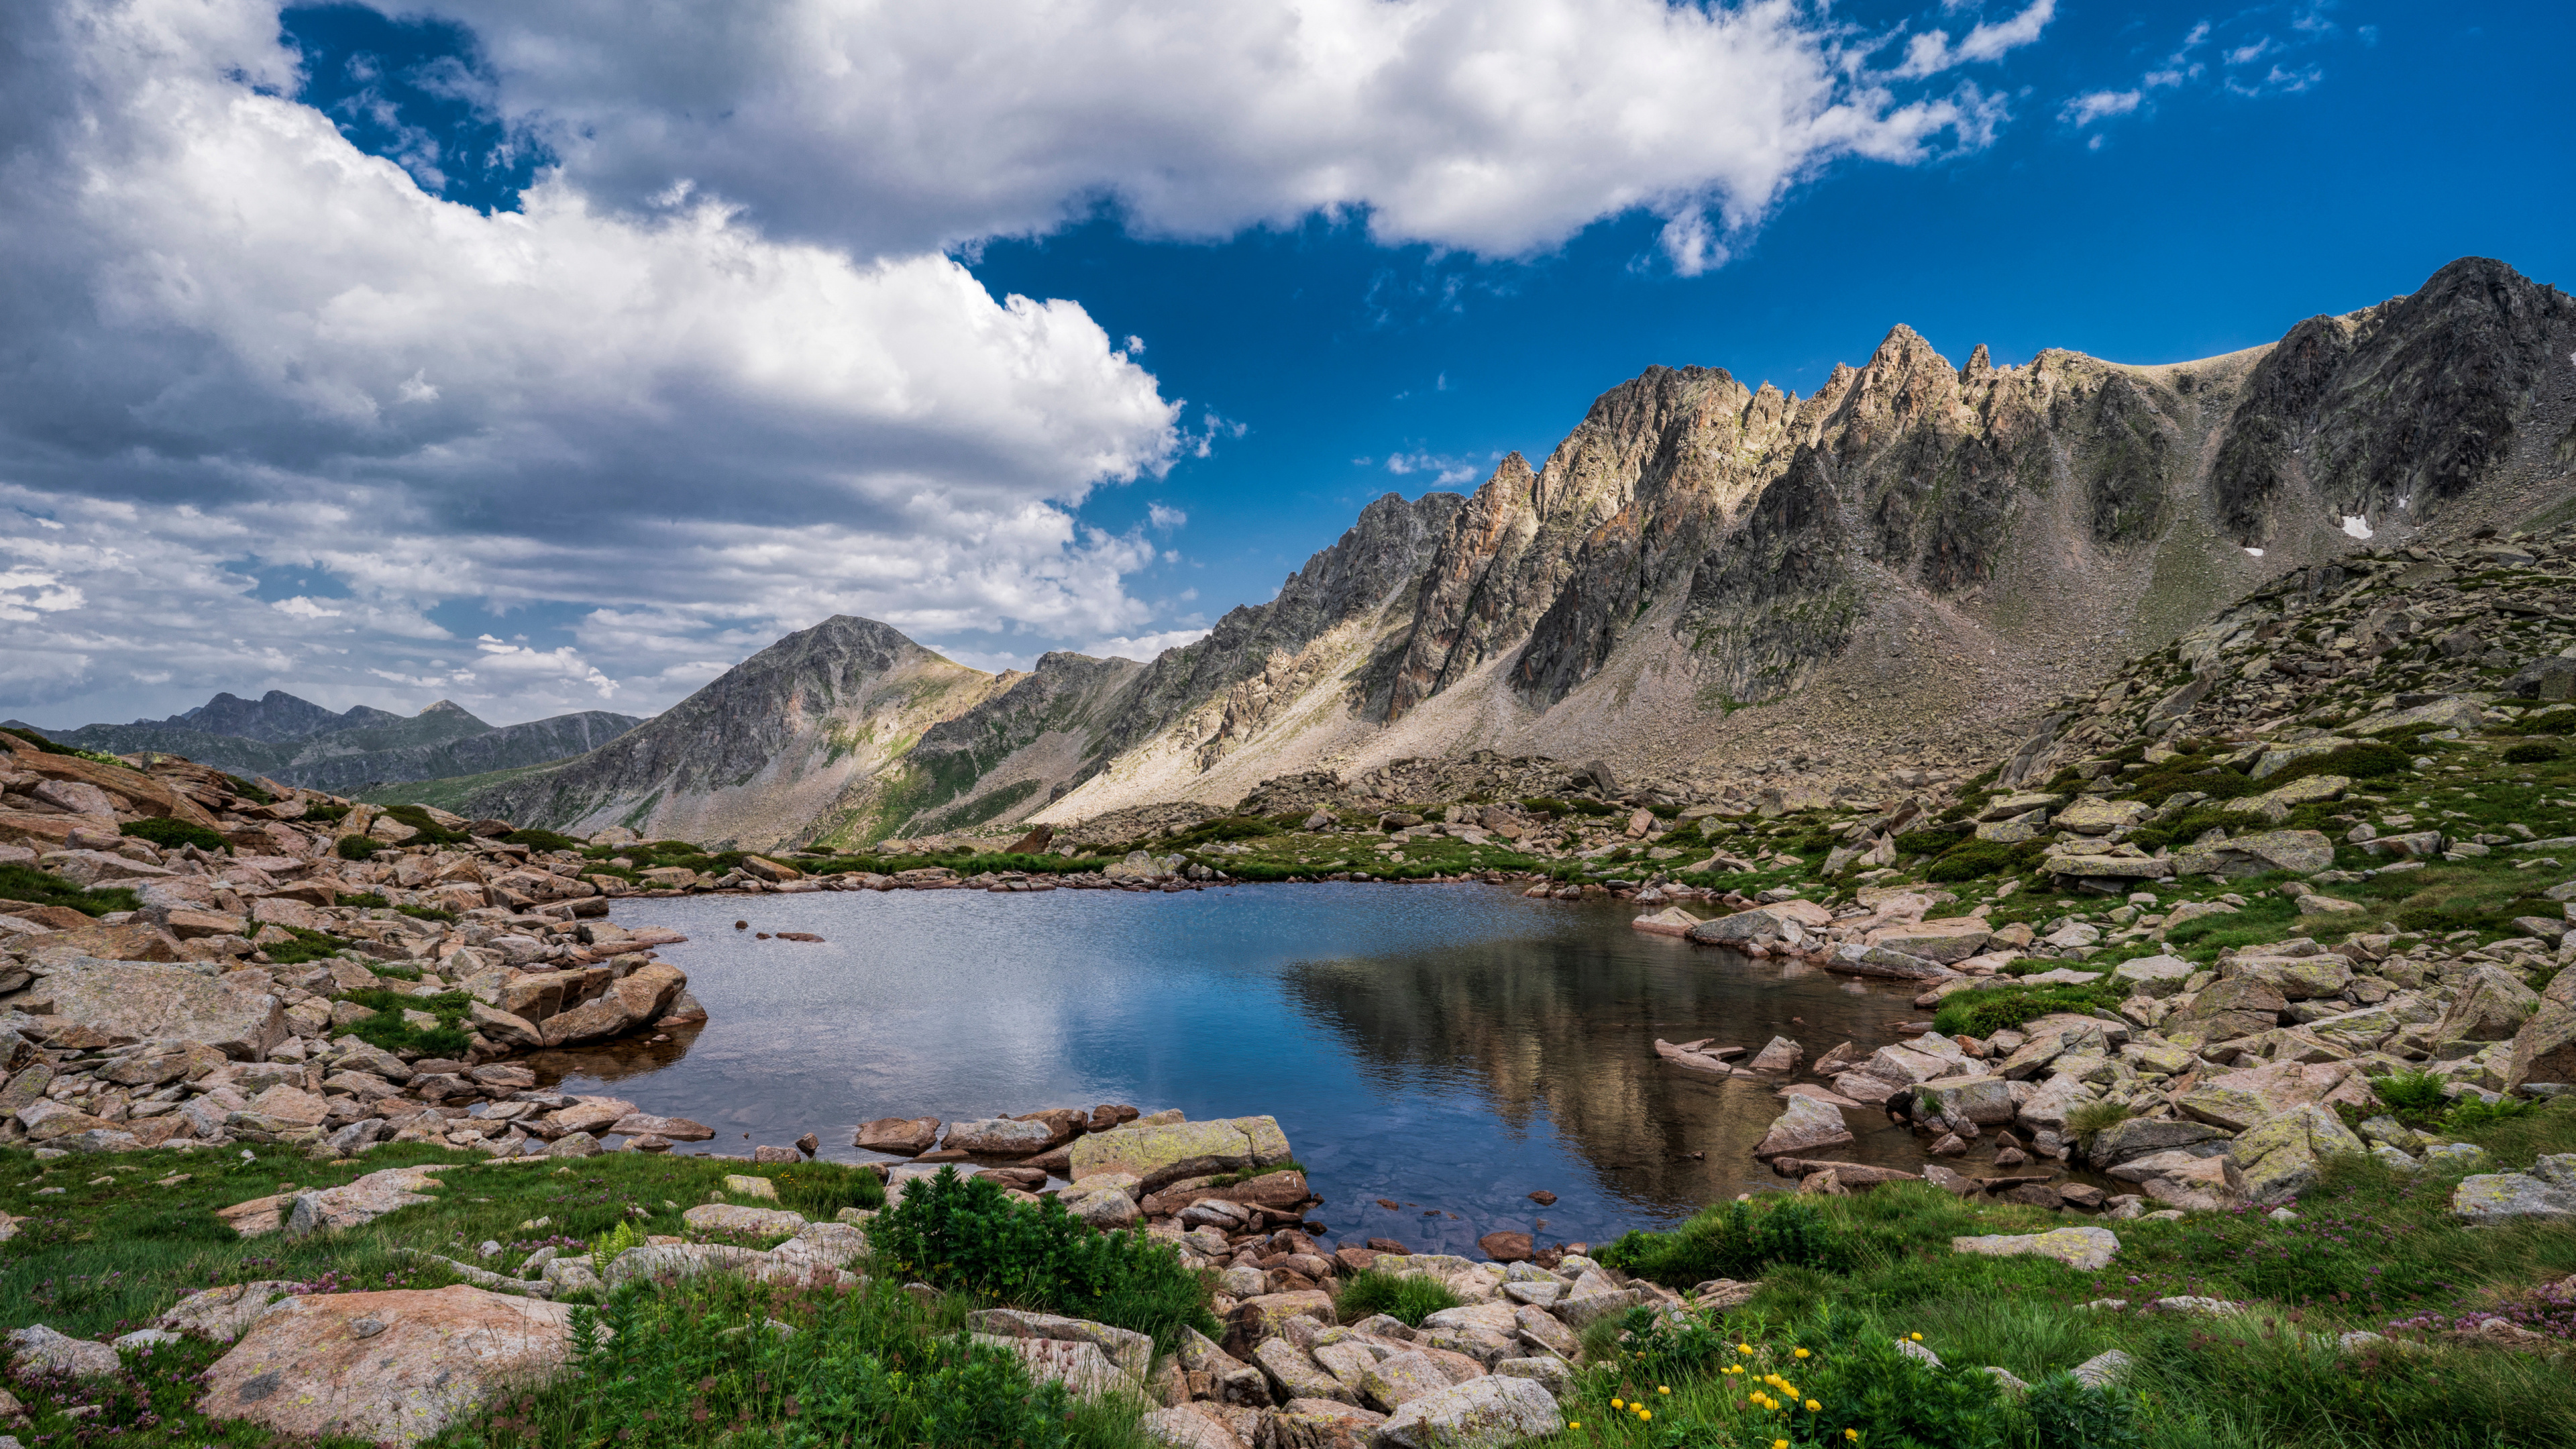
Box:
(1, 1), (2568, 727)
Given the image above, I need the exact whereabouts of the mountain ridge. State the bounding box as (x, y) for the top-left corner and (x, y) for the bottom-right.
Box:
(17, 690), (647, 796)
(349, 258), (2576, 849)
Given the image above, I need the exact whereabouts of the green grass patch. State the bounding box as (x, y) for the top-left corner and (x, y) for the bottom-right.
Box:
(0, 862), (141, 916)
(262, 926), (357, 966)
(761, 1159), (888, 1220)
(1334, 1269), (1464, 1326)
(1925, 837), (2053, 883)
(1931, 981), (2125, 1038)
(462, 1273), (1152, 1449)
(338, 987), (476, 1058)
(504, 827), (586, 852)
(382, 804), (474, 846)
(119, 816), (230, 853)
(1597, 1197), (1867, 1289)
(2161, 891), (2302, 959)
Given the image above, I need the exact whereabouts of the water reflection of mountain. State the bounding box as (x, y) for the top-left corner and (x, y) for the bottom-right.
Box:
(1280, 907), (1927, 1216)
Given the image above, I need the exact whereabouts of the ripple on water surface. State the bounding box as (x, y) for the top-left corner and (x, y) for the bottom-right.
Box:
(534, 882), (1939, 1252)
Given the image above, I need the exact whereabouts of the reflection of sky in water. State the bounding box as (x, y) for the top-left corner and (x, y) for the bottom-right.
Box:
(542, 883), (1939, 1252)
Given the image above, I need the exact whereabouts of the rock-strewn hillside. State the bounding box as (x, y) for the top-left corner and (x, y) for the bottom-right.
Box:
(1030, 258), (2574, 825)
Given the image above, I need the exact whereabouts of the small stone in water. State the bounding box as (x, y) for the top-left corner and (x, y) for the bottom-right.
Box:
(735, 920), (749, 930)
(1527, 1190), (1557, 1205)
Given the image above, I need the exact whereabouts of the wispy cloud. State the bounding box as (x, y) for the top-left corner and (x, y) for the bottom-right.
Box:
(1383, 451), (1493, 487)
(2059, 8), (2343, 137)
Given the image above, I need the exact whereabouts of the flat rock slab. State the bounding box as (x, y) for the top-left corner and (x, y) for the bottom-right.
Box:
(1069, 1115), (1293, 1191)
(681, 1203), (808, 1236)
(1374, 1374), (1562, 1448)
(157, 1281), (302, 1343)
(1753, 1093), (1854, 1159)
(1951, 1226), (2121, 1272)
(967, 1309), (1155, 1383)
(198, 1285), (579, 1448)
(18, 956), (285, 1059)
(971, 1334), (1138, 1399)
(7, 1324), (121, 1379)
(286, 1165), (453, 1239)
(607, 1112), (714, 1141)
(2451, 1171), (2576, 1223)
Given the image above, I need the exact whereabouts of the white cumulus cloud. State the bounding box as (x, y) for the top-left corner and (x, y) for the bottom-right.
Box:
(1085, 628), (1214, 663)
(420, 0), (2042, 275)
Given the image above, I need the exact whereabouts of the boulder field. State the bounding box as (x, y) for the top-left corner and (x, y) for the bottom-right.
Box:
(1, 735), (698, 1159)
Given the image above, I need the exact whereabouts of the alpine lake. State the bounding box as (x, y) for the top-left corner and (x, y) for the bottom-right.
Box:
(527, 882), (1956, 1252)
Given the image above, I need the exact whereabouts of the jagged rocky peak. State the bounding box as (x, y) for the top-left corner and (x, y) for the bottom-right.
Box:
(2212, 256), (2576, 546)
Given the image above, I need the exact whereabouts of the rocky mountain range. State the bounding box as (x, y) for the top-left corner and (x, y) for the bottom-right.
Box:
(11, 692), (644, 796)
(363, 257), (2573, 851)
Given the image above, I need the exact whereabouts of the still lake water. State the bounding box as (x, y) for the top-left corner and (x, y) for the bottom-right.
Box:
(530, 883), (1937, 1252)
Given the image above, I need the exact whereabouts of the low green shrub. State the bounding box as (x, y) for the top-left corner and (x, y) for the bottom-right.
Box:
(1894, 824), (1974, 857)
(383, 804), (472, 845)
(1926, 840), (2018, 881)
(2063, 1099), (2135, 1141)
(1334, 1270), (1462, 1326)
(303, 802), (352, 824)
(2022, 1368), (2144, 1449)
(262, 926), (354, 966)
(2375, 1069), (2448, 1116)
(504, 827), (586, 852)
(335, 835), (384, 861)
(339, 987), (475, 1058)
(869, 1167), (1216, 1351)
(2125, 804), (2235, 853)
(0, 863), (140, 916)
(2505, 740), (2564, 764)
(1788, 1304), (2027, 1449)
(1931, 982), (2124, 1038)
(1597, 1197), (1855, 1289)
(118, 816), (229, 853)
(221, 773), (274, 804)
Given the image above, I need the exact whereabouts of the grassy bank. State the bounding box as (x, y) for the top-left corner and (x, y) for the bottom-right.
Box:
(0, 1144), (1157, 1449)
(1543, 1097), (2576, 1449)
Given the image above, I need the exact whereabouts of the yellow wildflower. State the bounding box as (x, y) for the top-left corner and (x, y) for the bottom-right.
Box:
(1909, 1333), (1923, 1342)
(1658, 1385), (1671, 1395)
(1794, 1348), (1811, 1358)
(1847, 1432), (1862, 1443)
(1739, 1344), (1754, 1354)
(1808, 1401), (1822, 1411)
(1638, 1409), (1652, 1421)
